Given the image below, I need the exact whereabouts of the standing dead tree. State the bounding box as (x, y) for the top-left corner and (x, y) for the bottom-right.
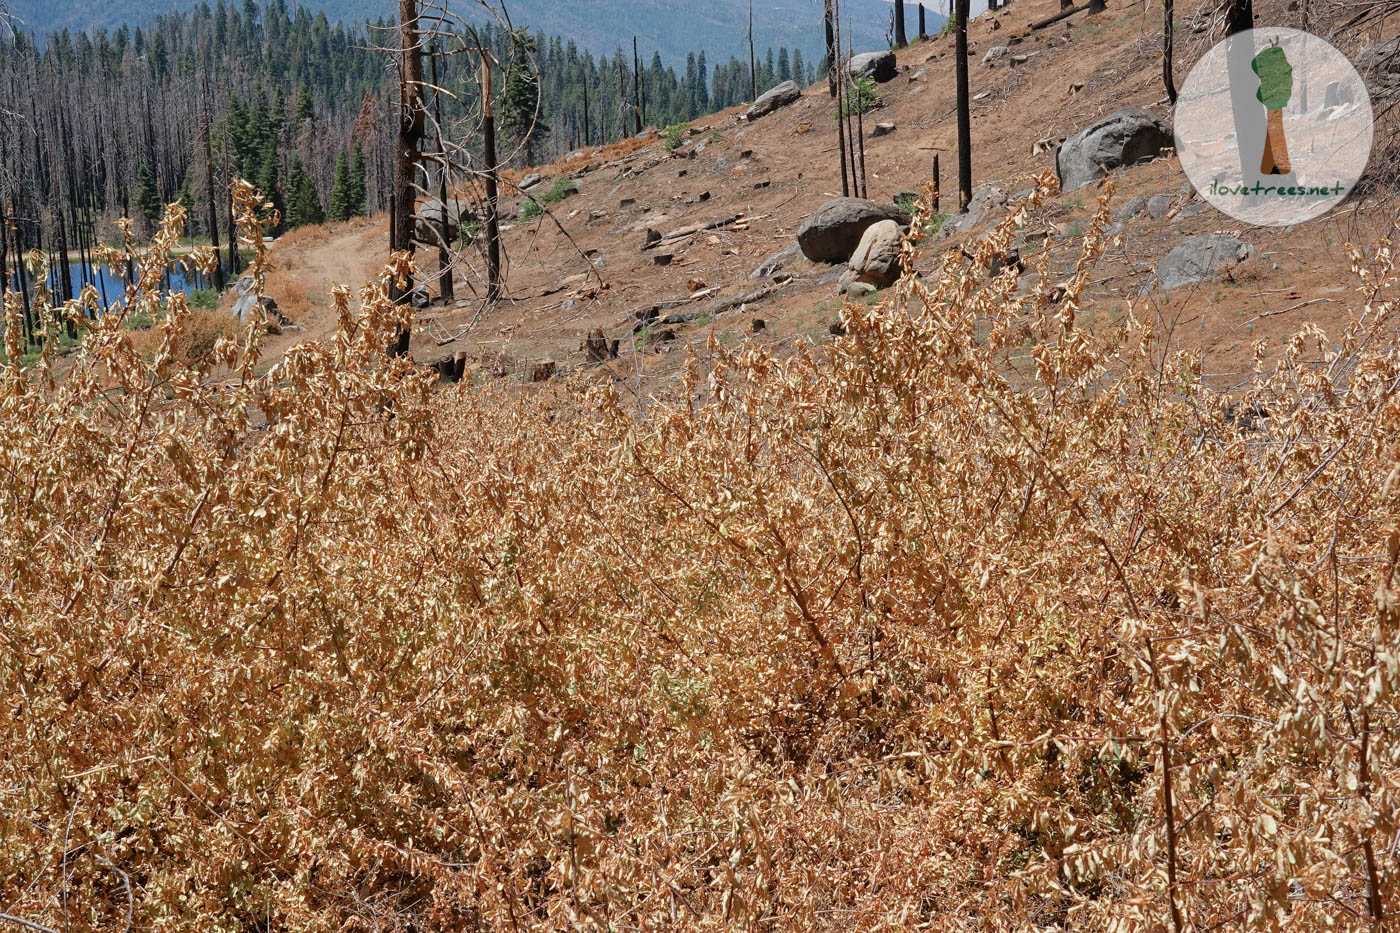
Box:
(389, 0), (425, 357)
(748, 1), (758, 102)
(955, 0), (972, 211)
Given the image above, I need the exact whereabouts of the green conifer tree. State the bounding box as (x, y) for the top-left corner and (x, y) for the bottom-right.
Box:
(348, 143), (367, 215)
(133, 163), (162, 234)
(329, 150), (352, 222)
(286, 157), (324, 227)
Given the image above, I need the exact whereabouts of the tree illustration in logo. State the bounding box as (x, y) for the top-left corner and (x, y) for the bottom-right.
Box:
(1253, 44), (1293, 175)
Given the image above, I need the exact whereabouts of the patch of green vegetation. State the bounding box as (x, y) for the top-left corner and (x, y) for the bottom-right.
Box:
(841, 76), (882, 117)
(519, 176), (577, 222)
(125, 306), (155, 330)
(1064, 220), (1085, 239)
(188, 288), (219, 310)
(663, 123), (686, 151)
(541, 176), (577, 203)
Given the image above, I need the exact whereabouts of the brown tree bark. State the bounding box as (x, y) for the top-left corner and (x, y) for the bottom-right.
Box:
(389, 0), (425, 357)
(955, 0), (972, 212)
(482, 55), (503, 303)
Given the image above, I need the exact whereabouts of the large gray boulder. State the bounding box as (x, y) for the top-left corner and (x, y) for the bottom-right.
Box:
(1055, 108), (1173, 192)
(849, 50), (897, 83)
(746, 80), (802, 120)
(1155, 234), (1254, 289)
(796, 197), (911, 263)
(414, 197), (472, 245)
(838, 219), (904, 292)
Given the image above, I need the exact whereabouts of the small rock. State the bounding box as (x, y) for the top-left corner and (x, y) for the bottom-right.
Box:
(520, 172), (543, 190)
(908, 68), (926, 82)
(712, 157), (733, 174)
(687, 277), (708, 292)
(752, 242), (802, 279)
(846, 282), (877, 298)
(1147, 193), (1174, 219)
(982, 45), (1011, 66)
(941, 185), (1007, 237)
(1116, 195), (1147, 220)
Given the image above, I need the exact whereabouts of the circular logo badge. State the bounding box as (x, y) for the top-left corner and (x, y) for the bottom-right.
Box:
(1174, 28), (1373, 226)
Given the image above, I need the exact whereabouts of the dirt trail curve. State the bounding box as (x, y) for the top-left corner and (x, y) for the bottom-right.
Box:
(243, 216), (386, 367)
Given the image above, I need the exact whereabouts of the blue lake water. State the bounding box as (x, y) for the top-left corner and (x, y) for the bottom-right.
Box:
(11, 258), (233, 307)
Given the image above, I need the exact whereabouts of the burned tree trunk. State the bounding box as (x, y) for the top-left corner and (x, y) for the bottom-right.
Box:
(825, 3), (838, 98)
(955, 0), (972, 212)
(389, 0), (425, 357)
(201, 78), (225, 293)
(1164, 0), (1177, 103)
(482, 55), (503, 303)
(1225, 0), (1252, 34)
(430, 44), (453, 303)
(895, 0), (907, 47)
(749, 2), (758, 102)
(823, 0), (845, 194)
(633, 37), (643, 134)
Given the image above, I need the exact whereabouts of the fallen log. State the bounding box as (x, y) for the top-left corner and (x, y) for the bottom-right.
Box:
(642, 214), (744, 249)
(1031, 2), (1095, 28)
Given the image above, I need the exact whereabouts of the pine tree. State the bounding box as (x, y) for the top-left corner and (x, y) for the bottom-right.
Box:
(329, 150), (353, 222)
(349, 143), (367, 215)
(791, 49), (804, 89)
(286, 157), (324, 227)
(500, 28), (549, 166)
(293, 81), (314, 122)
(777, 47), (790, 83)
(133, 163), (161, 234)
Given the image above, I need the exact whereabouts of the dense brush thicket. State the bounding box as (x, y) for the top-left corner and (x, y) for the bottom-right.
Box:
(2, 179), (1398, 930)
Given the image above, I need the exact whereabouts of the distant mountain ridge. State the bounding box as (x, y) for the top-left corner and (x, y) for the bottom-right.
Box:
(8, 0), (944, 68)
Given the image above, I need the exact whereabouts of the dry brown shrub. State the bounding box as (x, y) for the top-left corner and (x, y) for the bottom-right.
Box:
(2, 176), (1399, 931)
